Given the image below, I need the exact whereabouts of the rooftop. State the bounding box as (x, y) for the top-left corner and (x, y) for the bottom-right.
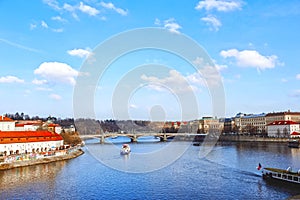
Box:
(0, 116), (13, 122)
(267, 120), (299, 126)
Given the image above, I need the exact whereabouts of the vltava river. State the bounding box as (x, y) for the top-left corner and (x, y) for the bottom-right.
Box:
(1, 139), (300, 199)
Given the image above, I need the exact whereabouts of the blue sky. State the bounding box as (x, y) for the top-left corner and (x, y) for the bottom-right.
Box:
(0, 0), (300, 120)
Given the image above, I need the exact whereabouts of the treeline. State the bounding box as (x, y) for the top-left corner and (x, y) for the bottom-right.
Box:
(4, 112), (74, 127)
(74, 119), (154, 135)
(4, 113), (178, 134)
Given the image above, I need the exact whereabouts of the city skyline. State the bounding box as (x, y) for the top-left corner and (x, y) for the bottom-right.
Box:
(1, 0), (300, 120)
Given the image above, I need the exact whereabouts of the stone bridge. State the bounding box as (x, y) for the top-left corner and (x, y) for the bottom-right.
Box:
(80, 133), (207, 143)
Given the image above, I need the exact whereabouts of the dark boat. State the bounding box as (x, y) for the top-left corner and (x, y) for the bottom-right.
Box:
(262, 167), (300, 187)
(288, 139), (299, 148)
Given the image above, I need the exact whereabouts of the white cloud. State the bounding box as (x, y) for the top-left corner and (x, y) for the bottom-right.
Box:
(195, 0), (243, 12)
(36, 87), (53, 91)
(30, 23), (37, 30)
(0, 76), (24, 83)
(141, 70), (195, 94)
(49, 93), (62, 100)
(100, 2), (128, 16)
(296, 74), (300, 80)
(43, 0), (61, 10)
(52, 28), (64, 32)
(63, 3), (75, 12)
(214, 63), (227, 71)
(78, 2), (99, 16)
(201, 15), (222, 31)
(188, 65), (223, 87)
(220, 49), (280, 70)
(129, 104), (138, 109)
(155, 18), (181, 34)
(34, 62), (78, 85)
(164, 18), (181, 34)
(281, 78), (288, 83)
(67, 48), (91, 58)
(32, 79), (48, 85)
(41, 20), (49, 28)
(51, 16), (67, 23)
(154, 18), (161, 26)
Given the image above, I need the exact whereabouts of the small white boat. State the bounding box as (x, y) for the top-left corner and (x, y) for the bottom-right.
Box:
(120, 144), (131, 155)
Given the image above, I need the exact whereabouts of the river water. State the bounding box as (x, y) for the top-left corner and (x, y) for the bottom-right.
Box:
(1, 138), (300, 200)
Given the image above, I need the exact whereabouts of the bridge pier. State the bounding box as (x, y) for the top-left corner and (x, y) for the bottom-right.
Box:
(131, 134), (137, 143)
(100, 135), (105, 144)
(159, 134), (167, 142)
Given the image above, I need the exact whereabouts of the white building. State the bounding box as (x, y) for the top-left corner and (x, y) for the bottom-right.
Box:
(0, 116), (16, 131)
(15, 123), (41, 131)
(0, 130), (64, 155)
(267, 120), (300, 137)
(0, 116), (64, 156)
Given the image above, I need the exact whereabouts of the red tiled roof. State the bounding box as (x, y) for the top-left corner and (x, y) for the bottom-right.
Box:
(267, 120), (299, 126)
(15, 124), (24, 127)
(291, 131), (300, 136)
(0, 130), (63, 144)
(15, 122), (40, 127)
(0, 116), (13, 121)
(48, 123), (60, 127)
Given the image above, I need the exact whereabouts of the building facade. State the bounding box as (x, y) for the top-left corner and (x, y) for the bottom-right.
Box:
(266, 111), (300, 125)
(267, 120), (300, 137)
(240, 113), (266, 134)
(0, 130), (64, 155)
(0, 116), (15, 131)
(0, 116), (64, 156)
(198, 117), (223, 134)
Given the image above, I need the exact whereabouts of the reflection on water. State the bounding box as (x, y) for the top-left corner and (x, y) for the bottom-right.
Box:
(0, 141), (299, 199)
(0, 161), (66, 199)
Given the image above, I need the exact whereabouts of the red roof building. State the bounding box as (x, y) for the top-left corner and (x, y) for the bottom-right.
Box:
(0, 116), (13, 121)
(0, 130), (64, 156)
(266, 120), (300, 138)
(290, 131), (300, 138)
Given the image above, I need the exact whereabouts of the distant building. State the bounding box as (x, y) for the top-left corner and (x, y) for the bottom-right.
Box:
(62, 125), (76, 133)
(232, 113), (266, 135)
(266, 110), (300, 125)
(241, 113), (266, 134)
(0, 116), (15, 131)
(198, 117), (223, 134)
(15, 122), (41, 131)
(223, 118), (235, 133)
(233, 113), (246, 134)
(47, 123), (62, 134)
(266, 120), (300, 137)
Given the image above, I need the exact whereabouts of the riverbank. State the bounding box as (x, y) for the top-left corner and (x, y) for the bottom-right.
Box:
(288, 194), (300, 200)
(0, 149), (84, 171)
(218, 135), (289, 143)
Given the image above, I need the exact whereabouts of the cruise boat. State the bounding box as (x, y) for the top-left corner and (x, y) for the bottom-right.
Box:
(120, 144), (131, 155)
(262, 167), (300, 187)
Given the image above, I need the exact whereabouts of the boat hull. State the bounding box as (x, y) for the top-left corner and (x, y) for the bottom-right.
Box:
(263, 174), (300, 188)
(262, 168), (300, 188)
(288, 140), (299, 148)
(120, 150), (130, 155)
